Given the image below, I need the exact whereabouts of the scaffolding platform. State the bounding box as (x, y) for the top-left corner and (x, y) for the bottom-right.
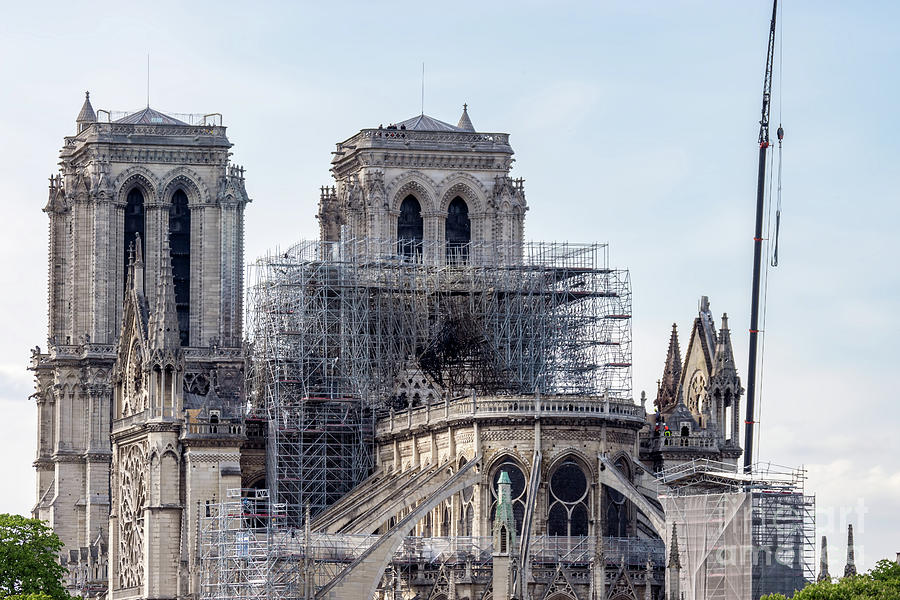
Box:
(246, 238), (632, 524)
(660, 460), (815, 599)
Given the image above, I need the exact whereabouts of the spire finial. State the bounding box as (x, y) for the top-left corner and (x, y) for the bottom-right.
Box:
(457, 103), (475, 132)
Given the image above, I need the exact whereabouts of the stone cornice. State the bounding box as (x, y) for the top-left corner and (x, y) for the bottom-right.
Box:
(84, 451), (113, 462)
(51, 451), (85, 463)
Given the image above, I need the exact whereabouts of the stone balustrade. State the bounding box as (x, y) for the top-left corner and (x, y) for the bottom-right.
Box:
(376, 394), (644, 438)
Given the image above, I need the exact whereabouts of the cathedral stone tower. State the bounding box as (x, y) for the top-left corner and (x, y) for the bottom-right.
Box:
(319, 105), (527, 262)
(31, 93), (250, 596)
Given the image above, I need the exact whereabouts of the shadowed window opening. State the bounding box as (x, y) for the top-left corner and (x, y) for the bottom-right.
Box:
(169, 189), (190, 346)
(397, 195), (423, 259)
(445, 196), (470, 264)
(124, 188), (145, 291)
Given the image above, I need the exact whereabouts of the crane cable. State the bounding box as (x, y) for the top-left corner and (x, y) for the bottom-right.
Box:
(755, 0), (785, 464)
(772, 0), (785, 269)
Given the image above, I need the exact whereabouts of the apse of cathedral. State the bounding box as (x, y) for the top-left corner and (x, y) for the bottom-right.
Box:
(30, 94), (743, 600)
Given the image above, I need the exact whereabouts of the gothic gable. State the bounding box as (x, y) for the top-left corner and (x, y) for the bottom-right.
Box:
(678, 314), (716, 418)
(607, 562), (638, 600)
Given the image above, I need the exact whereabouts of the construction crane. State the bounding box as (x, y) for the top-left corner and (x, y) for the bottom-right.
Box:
(744, 0), (779, 474)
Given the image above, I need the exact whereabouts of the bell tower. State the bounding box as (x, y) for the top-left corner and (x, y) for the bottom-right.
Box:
(322, 105), (527, 264)
(31, 93), (250, 595)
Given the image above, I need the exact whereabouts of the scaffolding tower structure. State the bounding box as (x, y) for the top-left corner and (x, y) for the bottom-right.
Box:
(660, 460), (815, 599)
(246, 238), (632, 524)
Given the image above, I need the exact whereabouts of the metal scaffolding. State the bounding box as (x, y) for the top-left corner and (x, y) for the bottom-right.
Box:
(199, 490), (662, 600)
(246, 238), (632, 524)
(660, 460), (815, 599)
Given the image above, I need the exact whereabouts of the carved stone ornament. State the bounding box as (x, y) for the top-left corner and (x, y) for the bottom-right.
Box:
(117, 441), (147, 589)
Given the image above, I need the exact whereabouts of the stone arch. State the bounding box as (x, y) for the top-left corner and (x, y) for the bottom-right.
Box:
(545, 448), (595, 482)
(389, 171), (438, 213)
(159, 167), (209, 206)
(437, 173), (488, 213)
(242, 471), (266, 490)
(608, 450), (634, 481)
(438, 180), (484, 215)
(114, 166), (159, 206)
(484, 450), (529, 484)
(391, 180), (434, 216)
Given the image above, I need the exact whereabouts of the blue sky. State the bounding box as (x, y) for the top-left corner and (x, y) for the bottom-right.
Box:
(0, 0), (896, 574)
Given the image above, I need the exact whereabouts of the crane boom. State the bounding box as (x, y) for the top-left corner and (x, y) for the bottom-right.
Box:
(743, 0), (778, 474)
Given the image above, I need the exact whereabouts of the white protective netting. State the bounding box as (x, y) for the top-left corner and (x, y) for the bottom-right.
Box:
(663, 492), (753, 600)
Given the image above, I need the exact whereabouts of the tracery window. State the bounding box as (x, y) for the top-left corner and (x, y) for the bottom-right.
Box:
(490, 459), (526, 534)
(169, 189), (190, 346)
(604, 458), (632, 537)
(445, 196), (470, 264)
(397, 195), (423, 259)
(458, 458), (475, 536)
(547, 458), (589, 537)
(688, 372), (705, 416)
(117, 442), (147, 589)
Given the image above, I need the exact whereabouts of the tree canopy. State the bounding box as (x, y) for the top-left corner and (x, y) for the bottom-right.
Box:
(762, 559), (900, 600)
(0, 514), (69, 600)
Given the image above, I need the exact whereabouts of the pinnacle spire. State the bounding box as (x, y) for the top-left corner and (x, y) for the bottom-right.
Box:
(492, 470), (517, 555)
(844, 524), (857, 577)
(668, 523), (681, 569)
(817, 535), (830, 582)
(457, 103), (475, 132)
(657, 323), (682, 411)
(76, 91), (96, 133)
(713, 312), (737, 376)
(149, 236), (180, 350)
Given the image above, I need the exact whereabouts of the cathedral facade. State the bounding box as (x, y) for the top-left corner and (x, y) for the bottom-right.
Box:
(31, 95), (743, 600)
(32, 94), (250, 598)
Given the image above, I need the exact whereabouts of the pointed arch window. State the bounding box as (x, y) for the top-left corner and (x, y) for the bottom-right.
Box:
(548, 458), (590, 537)
(124, 188), (145, 291)
(490, 460), (526, 533)
(169, 189), (190, 346)
(397, 195), (423, 259)
(445, 196), (470, 264)
(604, 458), (632, 537)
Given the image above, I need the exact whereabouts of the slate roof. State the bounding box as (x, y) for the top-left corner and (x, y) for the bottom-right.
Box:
(115, 107), (188, 125)
(76, 92), (96, 123)
(394, 114), (463, 132)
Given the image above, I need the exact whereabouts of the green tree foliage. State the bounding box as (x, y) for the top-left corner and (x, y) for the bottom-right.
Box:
(762, 559), (900, 600)
(0, 514), (70, 600)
